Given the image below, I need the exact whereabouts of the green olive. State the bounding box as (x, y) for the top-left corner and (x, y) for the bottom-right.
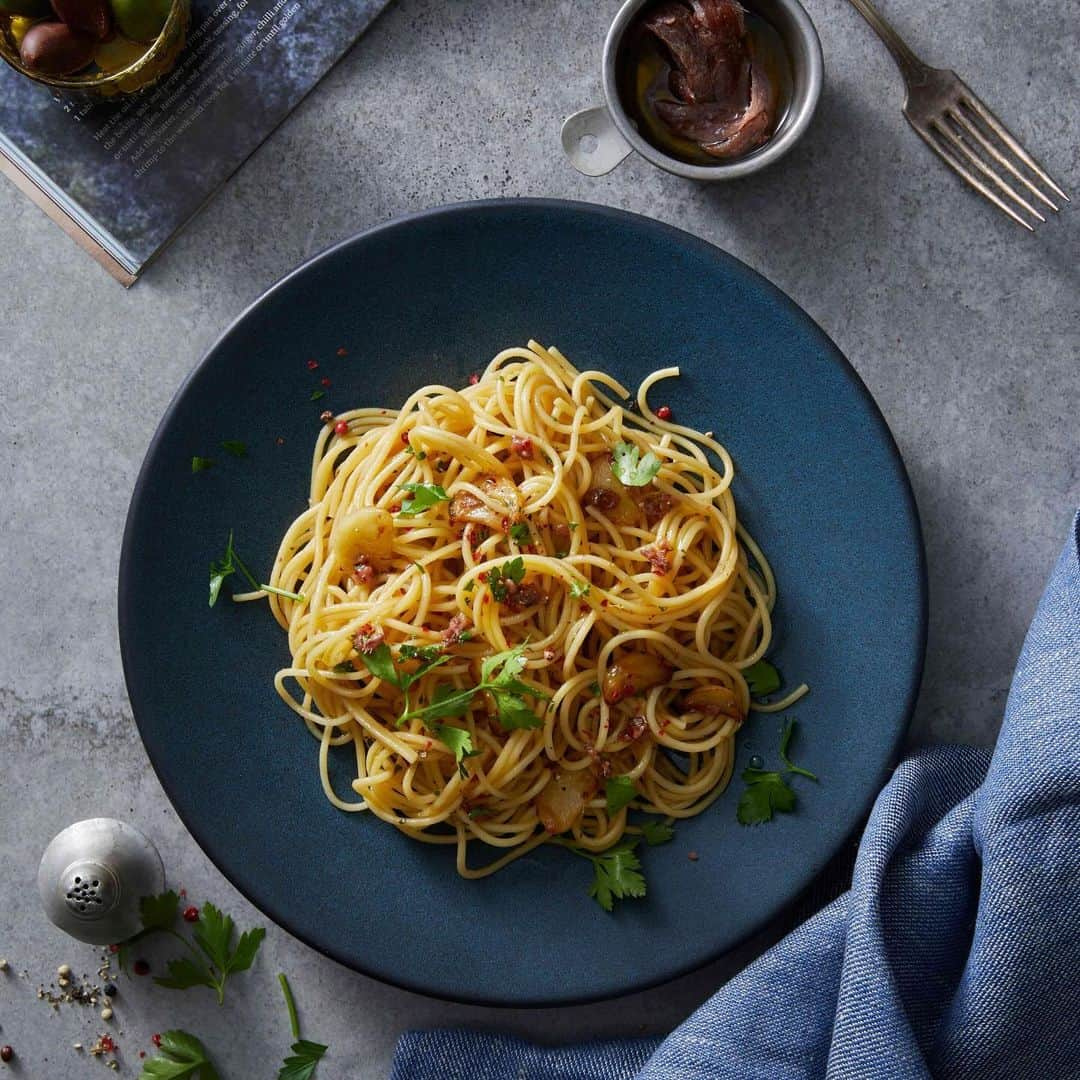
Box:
(108, 0), (170, 43)
(0, 0), (52, 17)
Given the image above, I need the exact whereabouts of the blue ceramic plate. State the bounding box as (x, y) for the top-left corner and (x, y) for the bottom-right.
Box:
(120, 200), (925, 1006)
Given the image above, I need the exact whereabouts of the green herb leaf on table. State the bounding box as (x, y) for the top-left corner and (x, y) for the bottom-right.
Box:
(139, 1029), (221, 1080)
(605, 775), (636, 815)
(140, 890), (180, 930)
(486, 556), (526, 601)
(220, 440), (247, 458)
(743, 659), (781, 697)
(279, 1040), (329, 1080)
(310, 389), (326, 401)
(611, 441), (661, 487)
(153, 902), (266, 1004)
(398, 482), (450, 516)
(641, 819), (674, 846)
(509, 521), (531, 545)
(569, 579), (591, 599)
(191, 456), (214, 474)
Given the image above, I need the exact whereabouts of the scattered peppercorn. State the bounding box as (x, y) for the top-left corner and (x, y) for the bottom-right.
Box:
(306, 359), (319, 370)
(108, 944), (120, 954)
(103, 983), (117, 997)
(1, 1046), (13, 1062)
(0, 958), (8, 971)
(182, 905), (199, 923)
(336, 346), (348, 357)
(275, 436), (285, 446)
(133, 959), (150, 976)
(58, 963), (71, 978)
(655, 405), (672, 420)
(319, 410), (334, 423)
(468, 373), (479, 385)
(688, 850), (699, 861)
(100, 1007), (113, 1021)
(320, 376), (331, 387)
(334, 420), (349, 436)
(151, 1033), (161, 1047)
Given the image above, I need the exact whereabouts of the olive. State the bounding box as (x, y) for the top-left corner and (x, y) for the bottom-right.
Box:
(109, 0), (171, 43)
(50, 0), (110, 39)
(19, 20), (95, 74)
(0, 0), (50, 15)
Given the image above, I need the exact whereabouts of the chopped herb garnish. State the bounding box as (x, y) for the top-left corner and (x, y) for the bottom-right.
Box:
(737, 720), (817, 825)
(588, 680), (601, 697)
(611, 441), (661, 487)
(138, 1029), (220, 1080)
(605, 775), (636, 814)
(568, 522), (580, 531)
(744, 659), (781, 697)
(404, 444), (427, 460)
(220, 440), (247, 458)
(354, 641), (450, 723)
(398, 642), (548, 731)
(569, 841), (646, 912)
(191, 456), (214, 473)
(310, 389), (326, 401)
(463, 579), (476, 594)
(398, 482), (450, 516)
(468, 807), (492, 819)
(569, 579), (591, 599)
(641, 819), (674, 846)
(209, 531), (304, 607)
(487, 556), (525, 601)
(332, 661), (356, 675)
(509, 521), (531, 545)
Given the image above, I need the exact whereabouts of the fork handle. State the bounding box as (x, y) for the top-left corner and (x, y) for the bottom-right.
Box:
(846, 0), (930, 84)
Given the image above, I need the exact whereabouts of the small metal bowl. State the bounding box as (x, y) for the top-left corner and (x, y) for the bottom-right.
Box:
(563, 0), (823, 180)
(0, 0), (190, 98)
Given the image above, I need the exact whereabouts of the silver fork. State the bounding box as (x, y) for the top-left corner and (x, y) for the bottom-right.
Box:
(846, 0), (1069, 230)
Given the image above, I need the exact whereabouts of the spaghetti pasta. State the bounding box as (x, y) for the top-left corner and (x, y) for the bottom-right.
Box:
(264, 341), (806, 878)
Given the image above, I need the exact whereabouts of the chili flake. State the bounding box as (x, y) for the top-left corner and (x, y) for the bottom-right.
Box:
(306, 359), (319, 370)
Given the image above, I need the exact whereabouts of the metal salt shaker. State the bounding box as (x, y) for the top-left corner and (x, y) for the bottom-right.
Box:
(38, 819), (165, 945)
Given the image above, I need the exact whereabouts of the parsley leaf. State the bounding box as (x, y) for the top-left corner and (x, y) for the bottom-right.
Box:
(398, 483), (450, 516)
(277, 973), (327, 1080)
(355, 641), (451, 722)
(605, 775), (636, 814)
(279, 1040), (329, 1080)
(356, 642), (399, 685)
(432, 723), (478, 776)
(569, 579), (591, 599)
(310, 389), (326, 401)
(611, 442), (661, 487)
(641, 819), (674, 846)
(404, 444), (427, 460)
(779, 718), (818, 780)
(220, 440), (247, 458)
(141, 890), (180, 930)
(191, 456), (214, 473)
(208, 531), (304, 606)
(486, 557), (526, 601)
(580, 842), (647, 912)
(509, 521), (531, 545)
(139, 1029), (221, 1080)
(737, 720), (817, 824)
(154, 902), (265, 1004)
(736, 769), (796, 825)
(744, 659), (781, 697)
(332, 661), (356, 675)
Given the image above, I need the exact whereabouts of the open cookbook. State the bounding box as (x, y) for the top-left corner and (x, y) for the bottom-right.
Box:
(0, 0), (389, 285)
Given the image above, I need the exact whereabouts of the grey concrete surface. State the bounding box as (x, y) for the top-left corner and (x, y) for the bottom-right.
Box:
(1, 0), (1077, 1075)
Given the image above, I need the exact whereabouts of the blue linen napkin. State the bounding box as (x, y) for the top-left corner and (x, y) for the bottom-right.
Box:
(392, 513), (1080, 1080)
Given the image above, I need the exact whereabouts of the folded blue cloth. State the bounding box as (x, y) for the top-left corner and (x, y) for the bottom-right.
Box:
(392, 514), (1080, 1080)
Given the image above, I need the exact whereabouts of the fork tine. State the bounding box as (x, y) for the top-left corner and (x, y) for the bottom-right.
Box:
(932, 119), (1046, 223)
(960, 93), (1070, 203)
(914, 125), (1034, 231)
(948, 109), (1058, 212)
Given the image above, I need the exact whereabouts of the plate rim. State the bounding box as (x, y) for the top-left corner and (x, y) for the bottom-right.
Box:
(118, 197), (928, 1007)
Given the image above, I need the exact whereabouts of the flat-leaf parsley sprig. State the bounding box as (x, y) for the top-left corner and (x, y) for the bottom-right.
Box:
(277, 973), (328, 1080)
(737, 719), (818, 826)
(117, 891), (266, 1005)
(209, 530), (304, 607)
(611, 441), (662, 487)
(139, 1029), (220, 1080)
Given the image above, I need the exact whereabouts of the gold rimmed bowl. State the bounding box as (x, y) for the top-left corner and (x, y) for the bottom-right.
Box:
(0, 0), (189, 97)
